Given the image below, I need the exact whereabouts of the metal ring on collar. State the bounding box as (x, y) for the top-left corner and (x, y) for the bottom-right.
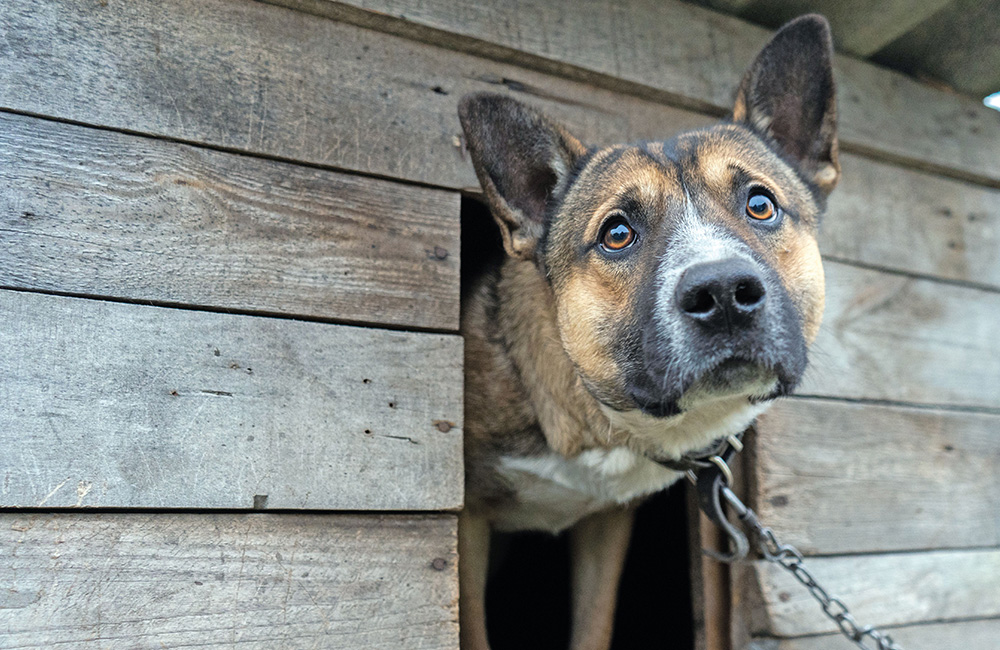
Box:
(709, 455), (734, 486)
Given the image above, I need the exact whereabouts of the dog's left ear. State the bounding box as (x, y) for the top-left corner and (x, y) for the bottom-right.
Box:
(734, 15), (840, 195)
(459, 93), (586, 260)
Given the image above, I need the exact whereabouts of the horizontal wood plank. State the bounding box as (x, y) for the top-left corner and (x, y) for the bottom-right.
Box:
(0, 111), (460, 330)
(751, 399), (1000, 554)
(748, 618), (1000, 650)
(315, 0), (1000, 187)
(871, 0), (1000, 99)
(0, 290), (463, 510)
(0, 512), (458, 649)
(6, 3), (998, 293)
(737, 548), (1000, 637)
(802, 260), (1000, 408)
(705, 0), (956, 58)
(788, 0), (954, 57)
(0, 0), (711, 192)
(823, 154), (1000, 288)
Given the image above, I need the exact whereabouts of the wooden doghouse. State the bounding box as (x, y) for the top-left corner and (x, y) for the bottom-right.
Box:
(2, 1), (998, 649)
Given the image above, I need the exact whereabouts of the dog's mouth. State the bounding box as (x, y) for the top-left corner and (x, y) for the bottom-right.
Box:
(624, 356), (792, 418)
(700, 357), (777, 394)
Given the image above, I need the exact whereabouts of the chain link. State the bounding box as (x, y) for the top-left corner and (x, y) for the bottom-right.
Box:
(719, 486), (905, 650)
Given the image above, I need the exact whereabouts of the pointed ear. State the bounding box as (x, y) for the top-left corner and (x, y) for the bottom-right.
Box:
(733, 15), (840, 195)
(459, 93), (586, 260)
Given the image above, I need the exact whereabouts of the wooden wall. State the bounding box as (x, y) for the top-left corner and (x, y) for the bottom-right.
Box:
(2, 1), (997, 648)
(2, 1), (468, 646)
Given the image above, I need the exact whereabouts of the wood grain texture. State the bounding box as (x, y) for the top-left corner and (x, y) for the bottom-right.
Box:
(0, 512), (459, 649)
(6, 3), (998, 292)
(728, 0), (955, 56)
(737, 548), (1000, 637)
(0, 111), (460, 330)
(0, 0), (711, 193)
(751, 399), (1000, 554)
(0, 290), (463, 510)
(313, 0), (1000, 187)
(871, 0), (1000, 98)
(823, 154), (1000, 288)
(802, 260), (1000, 409)
(688, 489), (733, 650)
(747, 618), (1000, 650)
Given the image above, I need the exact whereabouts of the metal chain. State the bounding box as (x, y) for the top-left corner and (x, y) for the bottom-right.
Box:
(718, 485), (905, 650)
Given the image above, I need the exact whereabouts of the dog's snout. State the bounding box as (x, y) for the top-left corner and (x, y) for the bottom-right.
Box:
(675, 258), (766, 329)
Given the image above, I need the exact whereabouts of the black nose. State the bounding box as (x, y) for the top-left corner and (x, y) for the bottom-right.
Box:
(675, 258), (766, 330)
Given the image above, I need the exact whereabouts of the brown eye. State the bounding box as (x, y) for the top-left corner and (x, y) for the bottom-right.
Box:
(746, 191), (777, 221)
(600, 218), (637, 252)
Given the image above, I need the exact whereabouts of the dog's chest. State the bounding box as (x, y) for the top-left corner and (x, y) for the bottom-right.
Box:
(492, 447), (682, 533)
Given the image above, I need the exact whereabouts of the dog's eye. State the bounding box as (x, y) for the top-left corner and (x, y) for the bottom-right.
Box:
(746, 191), (777, 222)
(600, 217), (637, 252)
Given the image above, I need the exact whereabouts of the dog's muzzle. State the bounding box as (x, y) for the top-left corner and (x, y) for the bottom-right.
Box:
(626, 256), (807, 417)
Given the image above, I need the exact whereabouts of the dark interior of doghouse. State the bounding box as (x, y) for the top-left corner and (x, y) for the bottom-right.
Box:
(461, 196), (695, 650)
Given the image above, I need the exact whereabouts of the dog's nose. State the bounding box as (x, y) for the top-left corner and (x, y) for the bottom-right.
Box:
(675, 258), (766, 330)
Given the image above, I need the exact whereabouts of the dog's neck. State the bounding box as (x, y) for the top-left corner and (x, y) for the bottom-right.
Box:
(495, 258), (629, 456)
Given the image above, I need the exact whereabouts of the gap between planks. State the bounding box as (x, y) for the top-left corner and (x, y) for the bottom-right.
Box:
(0, 284), (461, 337)
(788, 393), (1000, 416)
(819, 255), (1000, 296)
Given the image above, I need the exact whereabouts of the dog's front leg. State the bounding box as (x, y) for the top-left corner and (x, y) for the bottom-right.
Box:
(569, 506), (635, 650)
(459, 510), (491, 650)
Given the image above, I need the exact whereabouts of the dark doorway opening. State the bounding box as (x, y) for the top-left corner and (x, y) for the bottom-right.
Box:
(484, 485), (694, 650)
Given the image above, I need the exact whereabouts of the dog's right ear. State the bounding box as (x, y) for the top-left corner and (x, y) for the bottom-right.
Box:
(459, 93), (586, 260)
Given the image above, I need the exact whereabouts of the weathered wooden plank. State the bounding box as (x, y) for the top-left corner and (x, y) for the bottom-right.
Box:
(309, 0), (1000, 187)
(822, 154), (1000, 288)
(724, 0), (955, 56)
(698, 0), (756, 12)
(0, 512), (458, 649)
(872, 0), (1000, 98)
(751, 399), (1000, 554)
(0, 290), (463, 510)
(747, 618), (1000, 650)
(0, 111), (460, 331)
(801, 260), (1000, 408)
(688, 491), (733, 650)
(6, 3), (999, 290)
(737, 548), (1000, 637)
(0, 0), (711, 193)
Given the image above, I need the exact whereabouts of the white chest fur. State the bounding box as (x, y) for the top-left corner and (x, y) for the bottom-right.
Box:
(491, 396), (770, 534)
(494, 447), (682, 533)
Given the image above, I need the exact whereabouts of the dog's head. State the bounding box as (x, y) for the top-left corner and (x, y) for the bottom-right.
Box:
(460, 16), (837, 428)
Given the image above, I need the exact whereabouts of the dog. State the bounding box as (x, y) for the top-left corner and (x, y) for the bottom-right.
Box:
(457, 14), (838, 650)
